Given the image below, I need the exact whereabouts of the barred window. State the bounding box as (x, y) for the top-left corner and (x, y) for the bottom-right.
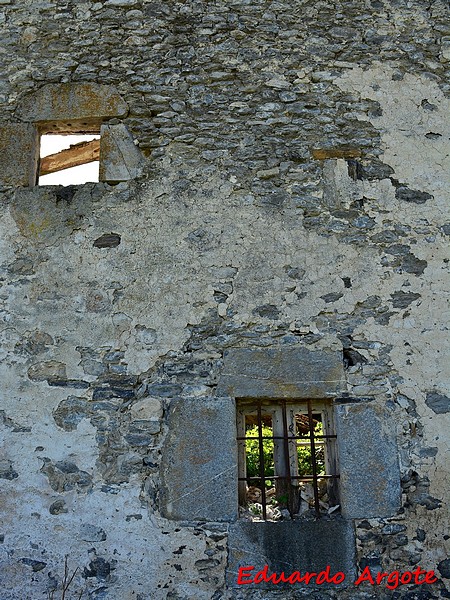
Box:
(236, 399), (339, 521)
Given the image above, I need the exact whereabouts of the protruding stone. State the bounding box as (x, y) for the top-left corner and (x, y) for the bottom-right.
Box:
(99, 124), (145, 183)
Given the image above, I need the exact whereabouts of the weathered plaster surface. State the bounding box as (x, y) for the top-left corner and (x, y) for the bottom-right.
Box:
(0, 0), (449, 598)
(335, 64), (450, 505)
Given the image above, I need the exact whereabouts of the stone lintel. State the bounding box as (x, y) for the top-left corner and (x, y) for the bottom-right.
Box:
(216, 347), (346, 399)
(16, 83), (128, 124)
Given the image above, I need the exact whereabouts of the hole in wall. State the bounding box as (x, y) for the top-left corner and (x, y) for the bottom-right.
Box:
(38, 133), (100, 186)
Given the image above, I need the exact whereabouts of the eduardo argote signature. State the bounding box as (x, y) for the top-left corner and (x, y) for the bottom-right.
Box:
(237, 564), (438, 590)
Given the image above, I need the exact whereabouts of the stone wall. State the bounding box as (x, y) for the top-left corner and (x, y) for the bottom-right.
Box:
(0, 0), (449, 598)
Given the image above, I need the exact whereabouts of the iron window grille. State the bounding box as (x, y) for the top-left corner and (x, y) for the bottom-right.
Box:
(236, 399), (339, 521)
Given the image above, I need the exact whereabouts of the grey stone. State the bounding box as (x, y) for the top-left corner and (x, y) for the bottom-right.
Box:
(83, 556), (112, 580)
(93, 233), (121, 248)
(20, 558), (47, 572)
(99, 124), (145, 183)
(390, 291), (421, 308)
(425, 391), (450, 414)
(352, 160), (394, 181)
(227, 519), (355, 589)
(160, 397), (237, 521)
(0, 123), (38, 187)
(53, 396), (90, 431)
(371, 230), (401, 244)
(284, 265), (305, 280)
(438, 558), (450, 578)
(41, 459), (93, 493)
(146, 383), (182, 397)
(321, 292), (344, 303)
(7, 257), (35, 276)
(420, 447), (438, 457)
(128, 419), (161, 434)
(335, 404), (401, 519)
(124, 433), (156, 446)
(16, 83), (128, 124)
(395, 186), (433, 204)
(92, 385), (135, 400)
(381, 523), (406, 535)
(16, 330), (53, 355)
(0, 460), (18, 480)
(252, 304), (280, 319)
(27, 361), (67, 382)
(401, 253), (428, 275)
(49, 499), (68, 515)
(79, 524), (107, 542)
(80, 359), (106, 376)
(216, 347), (345, 399)
(105, 0), (138, 5)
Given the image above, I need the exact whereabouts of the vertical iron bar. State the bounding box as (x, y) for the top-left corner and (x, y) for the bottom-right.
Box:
(256, 401), (267, 520)
(307, 399), (320, 518)
(281, 400), (293, 516)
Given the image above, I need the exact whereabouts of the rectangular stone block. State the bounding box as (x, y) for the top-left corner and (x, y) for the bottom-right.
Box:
(216, 347), (345, 399)
(16, 83), (128, 124)
(227, 519), (355, 589)
(336, 404), (401, 519)
(99, 124), (145, 183)
(160, 397), (238, 522)
(0, 123), (38, 187)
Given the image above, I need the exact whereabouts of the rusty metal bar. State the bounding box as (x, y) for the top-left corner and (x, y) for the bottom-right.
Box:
(240, 474), (339, 481)
(237, 434), (337, 440)
(307, 399), (321, 518)
(281, 400), (294, 516)
(281, 401), (291, 486)
(256, 401), (267, 520)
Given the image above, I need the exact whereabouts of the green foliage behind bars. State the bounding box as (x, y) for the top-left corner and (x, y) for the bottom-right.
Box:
(245, 423), (325, 486)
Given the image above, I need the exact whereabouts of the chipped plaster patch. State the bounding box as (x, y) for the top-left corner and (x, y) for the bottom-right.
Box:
(334, 65), (450, 212)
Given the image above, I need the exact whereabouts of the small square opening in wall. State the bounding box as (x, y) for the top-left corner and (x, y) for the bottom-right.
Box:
(236, 399), (339, 521)
(38, 133), (100, 186)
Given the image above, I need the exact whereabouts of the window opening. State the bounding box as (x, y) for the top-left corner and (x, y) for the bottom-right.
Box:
(38, 134), (100, 186)
(237, 399), (339, 521)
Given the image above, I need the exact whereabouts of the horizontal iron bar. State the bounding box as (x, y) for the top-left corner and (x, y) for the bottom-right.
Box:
(237, 435), (337, 440)
(239, 474), (340, 481)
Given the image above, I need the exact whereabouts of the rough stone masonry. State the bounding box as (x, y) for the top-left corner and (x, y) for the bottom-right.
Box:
(0, 0), (449, 598)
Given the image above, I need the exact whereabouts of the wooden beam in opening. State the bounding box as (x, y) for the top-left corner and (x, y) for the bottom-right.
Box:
(40, 138), (100, 176)
(312, 147), (362, 160)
